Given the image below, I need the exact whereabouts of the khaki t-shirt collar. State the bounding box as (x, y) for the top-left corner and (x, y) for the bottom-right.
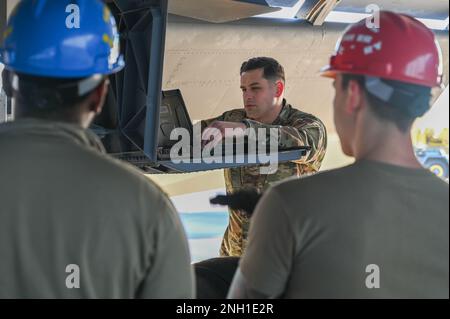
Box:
(354, 158), (433, 178)
(0, 118), (105, 153)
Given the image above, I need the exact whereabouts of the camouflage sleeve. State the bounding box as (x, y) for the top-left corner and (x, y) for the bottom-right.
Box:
(200, 113), (226, 131)
(243, 116), (327, 168)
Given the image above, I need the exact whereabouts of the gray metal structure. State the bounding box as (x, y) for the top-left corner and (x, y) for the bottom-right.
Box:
(0, 1), (7, 123)
(94, 0), (170, 172)
(95, 0), (308, 173)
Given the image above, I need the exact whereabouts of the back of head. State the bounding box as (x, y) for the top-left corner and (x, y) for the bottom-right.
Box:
(2, 70), (103, 120)
(340, 74), (433, 132)
(0, 0), (125, 121)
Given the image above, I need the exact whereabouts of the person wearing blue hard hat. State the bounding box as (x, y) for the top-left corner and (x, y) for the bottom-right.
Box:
(1, 0), (124, 122)
(0, 0), (194, 298)
(1, 0), (124, 78)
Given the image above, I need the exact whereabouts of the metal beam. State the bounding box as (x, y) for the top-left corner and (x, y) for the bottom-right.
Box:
(0, 1), (7, 123)
(336, 0), (449, 20)
(0, 0), (6, 44)
(168, 0), (280, 23)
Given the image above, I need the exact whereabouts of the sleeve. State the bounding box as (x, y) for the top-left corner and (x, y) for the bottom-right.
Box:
(200, 113), (226, 132)
(227, 268), (272, 299)
(137, 193), (195, 299)
(243, 114), (327, 169)
(239, 187), (296, 297)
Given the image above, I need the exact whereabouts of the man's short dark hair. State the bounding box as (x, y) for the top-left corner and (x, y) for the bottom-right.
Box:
(341, 74), (432, 132)
(3, 70), (99, 120)
(240, 57), (285, 83)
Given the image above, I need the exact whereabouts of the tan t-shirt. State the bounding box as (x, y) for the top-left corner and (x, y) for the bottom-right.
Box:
(241, 160), (449, 298)
(0, 119), (194, 298)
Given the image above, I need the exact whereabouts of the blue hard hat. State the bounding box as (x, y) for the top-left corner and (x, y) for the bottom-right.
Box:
(0, 0), (125, 78)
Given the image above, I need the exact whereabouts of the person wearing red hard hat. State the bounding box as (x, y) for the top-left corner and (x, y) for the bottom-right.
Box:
(321, 11), (443, 87)
(228, 11), (448, 299)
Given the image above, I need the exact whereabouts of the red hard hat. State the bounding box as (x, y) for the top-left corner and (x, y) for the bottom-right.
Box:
(321, 11), (443, 88)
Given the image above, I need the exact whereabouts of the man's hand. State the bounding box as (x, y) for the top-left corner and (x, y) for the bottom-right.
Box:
(202, 121), (247, 148)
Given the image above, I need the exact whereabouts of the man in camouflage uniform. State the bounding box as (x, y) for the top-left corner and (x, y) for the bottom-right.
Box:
(202, 57), (327, 257)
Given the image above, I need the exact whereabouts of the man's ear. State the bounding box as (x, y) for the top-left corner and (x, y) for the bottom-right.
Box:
(345, 80), (363, 115)
(275, 81), (284, 98)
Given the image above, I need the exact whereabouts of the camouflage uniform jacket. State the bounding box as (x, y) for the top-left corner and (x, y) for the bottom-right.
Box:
(202, 100), (327, 256)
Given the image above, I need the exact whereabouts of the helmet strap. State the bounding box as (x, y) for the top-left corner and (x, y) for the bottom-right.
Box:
(77, 74), (104, 96)
(364, 76), (394, 102)
(10, 73), (105, 98)
(364, 76), (432, 117)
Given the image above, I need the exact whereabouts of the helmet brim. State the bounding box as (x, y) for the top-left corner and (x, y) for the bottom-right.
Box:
(319, 65), (337, 79)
